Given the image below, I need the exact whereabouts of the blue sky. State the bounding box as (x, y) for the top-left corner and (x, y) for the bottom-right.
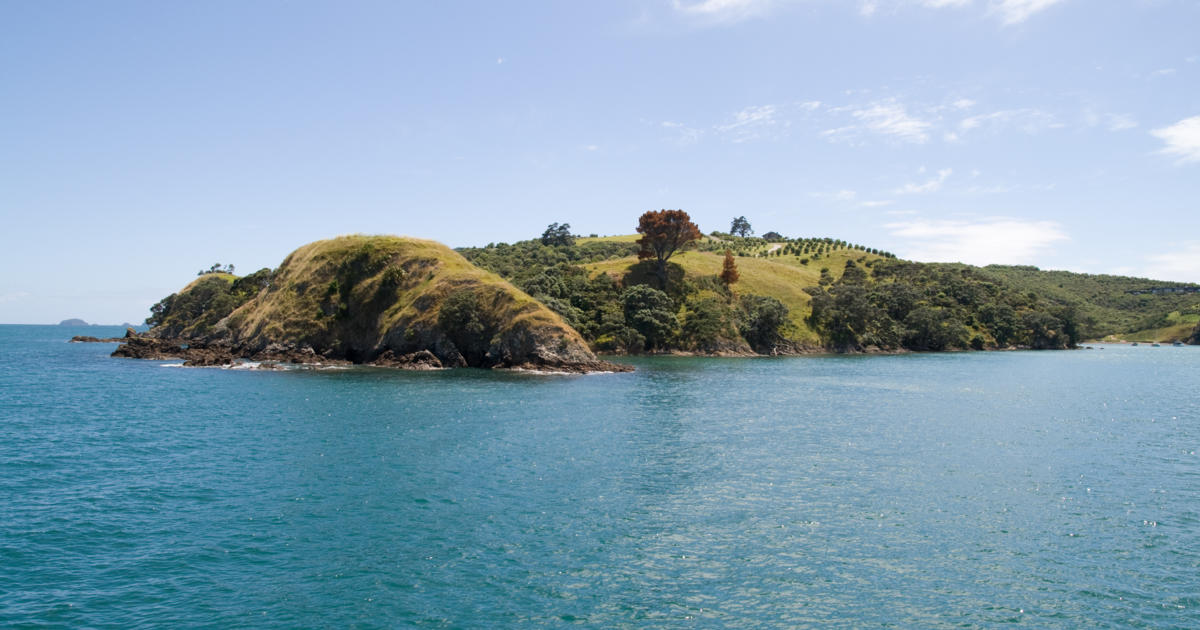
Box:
(2, 0), (1198, 324)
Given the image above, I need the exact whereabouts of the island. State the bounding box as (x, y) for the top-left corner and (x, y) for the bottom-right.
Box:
(104, 214), (1200, 371)
(113, 235), (631, 373)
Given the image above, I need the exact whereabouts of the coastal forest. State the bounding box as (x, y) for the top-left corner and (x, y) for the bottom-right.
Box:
(459, 212), (1200, 354)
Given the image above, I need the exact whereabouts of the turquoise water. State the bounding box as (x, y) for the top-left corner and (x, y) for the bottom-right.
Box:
(2, 325), (1199, 628)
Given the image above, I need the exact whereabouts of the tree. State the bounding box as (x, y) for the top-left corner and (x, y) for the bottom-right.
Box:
(540, 222), (575, 247)
(730, 216), (753, 237)
(719, 249), (740, 285)
(762, 231), (783, 241)
(636, 209), (702, 290)
(621, 285), (677, 350)
(682, 296), (737, 351)
(438, 290), (494, 365)
(739, 294), (789, 353)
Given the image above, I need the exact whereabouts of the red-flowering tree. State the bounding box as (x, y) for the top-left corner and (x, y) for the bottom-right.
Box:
(636, 209), (702, 290)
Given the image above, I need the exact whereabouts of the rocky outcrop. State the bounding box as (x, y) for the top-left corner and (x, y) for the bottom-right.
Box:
(71, 328), (141, 343)
(113, 236), (631, 373)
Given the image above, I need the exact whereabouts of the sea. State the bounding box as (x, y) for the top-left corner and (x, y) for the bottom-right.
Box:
(2, 324), (1198, 628)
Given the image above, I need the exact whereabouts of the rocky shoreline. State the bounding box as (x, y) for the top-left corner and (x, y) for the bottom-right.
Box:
(85, 330), (631, 374)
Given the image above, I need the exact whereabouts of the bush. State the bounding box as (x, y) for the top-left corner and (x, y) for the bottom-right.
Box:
(621, 285), (677, 351)
(739, 295), (789, 352)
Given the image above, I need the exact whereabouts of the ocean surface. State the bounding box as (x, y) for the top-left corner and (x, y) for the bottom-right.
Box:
(2, 324), (1198, 628)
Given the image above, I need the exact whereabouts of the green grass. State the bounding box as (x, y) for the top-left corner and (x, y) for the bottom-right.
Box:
(576, 234), (639, 244)
(584, 249), (884, 344)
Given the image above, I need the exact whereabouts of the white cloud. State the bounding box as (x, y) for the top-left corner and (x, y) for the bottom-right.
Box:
(825, 99), (932, 144)
(1151, 115), (1200, 163)
(673, 0), (1064, 25)
(1141, 242), (1200, 283)
(886, 217), (1069, 265)
(672, 0), (775, 21)
(894, 168), (952, 194)
(959, 108), (1059, 135)
(989, 0), (1066, 25)
(715, 104), (779, 142)
(1105, 113), (1138, 132)
(860, 200), (895, 207)
(952, 98), (976, 109)
(810, 189), (858, 202)
(661, 120), (704, 145)
(1150, 68), (1177, 78)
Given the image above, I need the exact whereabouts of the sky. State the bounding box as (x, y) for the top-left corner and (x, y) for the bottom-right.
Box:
(1, 0), (1198, 324)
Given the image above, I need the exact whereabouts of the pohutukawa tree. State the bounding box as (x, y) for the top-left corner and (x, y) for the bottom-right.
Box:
(720, 249), (740, 286)
(636, 209), (702, 290)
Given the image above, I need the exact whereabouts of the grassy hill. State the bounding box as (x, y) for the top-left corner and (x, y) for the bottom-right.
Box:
(139, 235), (618, 370)
(462, 231), (1200, 352)
(583, 245), (886, 345)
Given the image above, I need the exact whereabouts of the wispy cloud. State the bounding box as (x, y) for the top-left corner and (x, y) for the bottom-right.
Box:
(672, 0), (1065, 25)
(1151, 115), (1200, 164)
(661, 120), (704, 146)
(860, 199), (895, 207)
(715, 104), (780, 142)
(825, 99), (932, 144)
(1141, 242), (1200, 283)
(1105, 113), (1138, 131)
(0, 291), (31, 304)
(959, 108), (1059, 135)
(1149, 68), (1177, 78)
(810, 189), (858, 202)
(887, 217), (1069, 265)
(855, 101), (932, 143)
(989, 0), (1067, 25)
(894, 168), (952, 194)
(671, 0), (776, 22)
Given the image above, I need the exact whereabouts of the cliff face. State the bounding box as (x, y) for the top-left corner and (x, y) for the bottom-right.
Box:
(119, 236), (629, 372)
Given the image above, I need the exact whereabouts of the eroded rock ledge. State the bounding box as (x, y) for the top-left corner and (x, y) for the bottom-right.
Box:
(110, 333), (631, 373)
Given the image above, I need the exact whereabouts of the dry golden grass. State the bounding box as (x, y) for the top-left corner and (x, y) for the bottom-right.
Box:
(224, 234), (578, 348)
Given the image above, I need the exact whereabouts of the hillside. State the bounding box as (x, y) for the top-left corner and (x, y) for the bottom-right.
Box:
(118, 235), (627, 372)
(460, 230), (1200, 352)
(981, 265), (1200, 342)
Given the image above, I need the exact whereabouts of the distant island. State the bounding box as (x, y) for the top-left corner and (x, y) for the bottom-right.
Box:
(100, 212), (1200, 371)
(58, 318), (89, 326)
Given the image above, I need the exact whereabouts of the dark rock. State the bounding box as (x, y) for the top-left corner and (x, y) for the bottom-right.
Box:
(371, 349), (444, 370)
